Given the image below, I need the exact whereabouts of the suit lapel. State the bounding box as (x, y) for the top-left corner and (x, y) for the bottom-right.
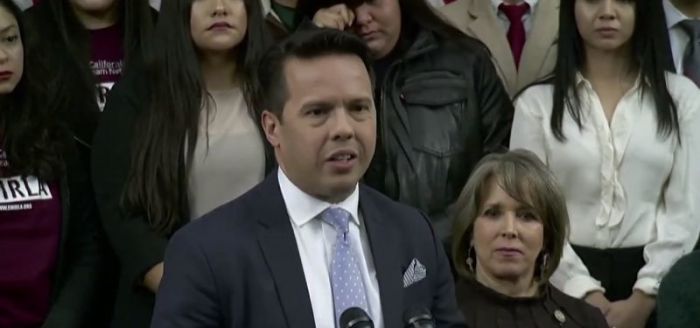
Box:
(256, 174), (315, 328)
(517, 0), (559, 90)
(466, 0), (517, 93)
(437, 0), (470, 33)
(360, 187), (403, 328)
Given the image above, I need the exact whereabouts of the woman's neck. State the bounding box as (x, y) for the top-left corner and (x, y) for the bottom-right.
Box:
(475, 266), (538, 298)
(672, 0), (700, 18)
(200, 53), (238, 91)
(71, 5), (119, 30)
(581, 45), (637, 86)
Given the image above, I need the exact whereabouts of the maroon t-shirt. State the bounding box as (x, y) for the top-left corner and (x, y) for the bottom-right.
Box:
(0, 149), (62, 328)
(89, 23), (124, 111)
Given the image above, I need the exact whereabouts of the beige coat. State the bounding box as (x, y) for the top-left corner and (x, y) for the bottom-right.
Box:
(438, 0), (559, 97)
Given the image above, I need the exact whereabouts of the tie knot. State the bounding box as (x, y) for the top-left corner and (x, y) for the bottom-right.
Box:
(321, 207), (351, 234)
(680, 19), (700, 39)
(499, 2), (530, 22)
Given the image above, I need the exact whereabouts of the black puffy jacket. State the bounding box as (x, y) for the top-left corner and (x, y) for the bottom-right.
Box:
(364, 29), (513, 246)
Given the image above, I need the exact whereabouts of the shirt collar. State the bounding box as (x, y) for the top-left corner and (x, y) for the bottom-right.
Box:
(491, 0), (538, 12)
(575, 72), (643, 93)
(664, 0), (688, 29)
(277, 168), (360, 228)
(261, 0), (276, 18)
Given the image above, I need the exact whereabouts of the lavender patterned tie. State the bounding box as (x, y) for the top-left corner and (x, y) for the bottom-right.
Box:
(321, 207), (369, 327)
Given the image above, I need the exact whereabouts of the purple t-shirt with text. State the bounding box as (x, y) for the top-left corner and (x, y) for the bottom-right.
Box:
(0, 149), (62, 328)
(90, 23), (124, 111)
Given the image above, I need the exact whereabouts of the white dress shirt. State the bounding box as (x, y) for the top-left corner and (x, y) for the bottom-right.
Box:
(664, 0), (697, 74)
(491, 0), (539, 34)
(278, 169), (384, 328)
(510, 73), (700, 298)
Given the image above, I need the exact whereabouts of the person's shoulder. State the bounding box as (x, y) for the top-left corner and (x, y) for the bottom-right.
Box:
(513, 80), (555, 114)
(665, 72), (699, 95)
(360, 185), (421, 213)
(179, 179), (270, 238)
(165, 177), (278, 266)
(435, 0), (474, 31)
(547, 284), (607, 327)
(664, 72), (700, 122)
(453, 279), (482, 321)
(518, 80), (555, 99)
(435, 32), (491, 60)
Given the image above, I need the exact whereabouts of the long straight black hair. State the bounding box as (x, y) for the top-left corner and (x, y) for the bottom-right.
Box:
(25, 0), (154, 141)
(551, 0), (678, 141)
(0, 0), (67, 180)
(124, 0), (271, 235)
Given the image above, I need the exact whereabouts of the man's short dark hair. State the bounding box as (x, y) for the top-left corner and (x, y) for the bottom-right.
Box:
(254, 28), (375, 118)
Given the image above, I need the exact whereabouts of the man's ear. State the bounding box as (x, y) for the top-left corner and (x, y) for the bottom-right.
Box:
(261, 110), (281, 148)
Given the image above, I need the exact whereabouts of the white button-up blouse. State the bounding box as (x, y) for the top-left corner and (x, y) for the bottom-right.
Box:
(510, 73), (700, 298)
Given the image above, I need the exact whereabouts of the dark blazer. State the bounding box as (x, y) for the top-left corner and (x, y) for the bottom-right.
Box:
(151, 173), (466, 328)
(42, 136), (106, 328)
(456, 280), (608, 328)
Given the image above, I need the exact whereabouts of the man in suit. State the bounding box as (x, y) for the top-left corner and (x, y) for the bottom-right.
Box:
(437, 0), (559, 97)
(150, 29), (465, 328)
(663, 0), (700, 86)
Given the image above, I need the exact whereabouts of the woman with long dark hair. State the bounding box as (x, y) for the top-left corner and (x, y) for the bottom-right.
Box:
(510, 0), (700, 327)
(91, 0), (271, 326)
(23, 0), (154, 141)
(0, 0), (103, 326)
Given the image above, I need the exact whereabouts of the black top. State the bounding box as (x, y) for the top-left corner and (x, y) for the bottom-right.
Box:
(456, 279), (608, 328)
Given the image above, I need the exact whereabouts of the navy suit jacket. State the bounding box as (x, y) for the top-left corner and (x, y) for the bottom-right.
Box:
(151, 173), (466, 328)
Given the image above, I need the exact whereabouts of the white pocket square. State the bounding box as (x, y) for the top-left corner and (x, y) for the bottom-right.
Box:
(402, 258), (427, 288)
